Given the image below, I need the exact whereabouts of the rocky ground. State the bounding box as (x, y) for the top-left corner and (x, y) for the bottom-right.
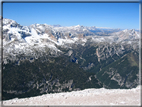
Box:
(2, 85), (141, 106)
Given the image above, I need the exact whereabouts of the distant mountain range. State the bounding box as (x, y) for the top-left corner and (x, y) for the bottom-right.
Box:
(1, 18), (140, 100)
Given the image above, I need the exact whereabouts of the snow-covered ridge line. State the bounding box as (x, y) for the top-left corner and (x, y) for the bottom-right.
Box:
(2, 18), (140, 42)
(3, 85), (141, 105)
(1, 18), (140, 60)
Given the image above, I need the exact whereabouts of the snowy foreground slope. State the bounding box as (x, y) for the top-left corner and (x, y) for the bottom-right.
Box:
(3, 86), (141, 106)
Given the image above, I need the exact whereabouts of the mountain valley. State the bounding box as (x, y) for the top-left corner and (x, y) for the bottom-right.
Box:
(1, 18), (140, 100)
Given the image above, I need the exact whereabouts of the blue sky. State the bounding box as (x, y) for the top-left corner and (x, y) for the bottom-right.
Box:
(3, 3), (139, 29)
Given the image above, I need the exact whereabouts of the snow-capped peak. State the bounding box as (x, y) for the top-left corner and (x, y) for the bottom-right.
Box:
(75, 25), (81, 27)
(2, 18), (140, 56)
(3, 18), (21, 28)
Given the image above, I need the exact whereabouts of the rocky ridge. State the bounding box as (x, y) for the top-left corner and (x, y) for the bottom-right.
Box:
(1, 18), (139, 63)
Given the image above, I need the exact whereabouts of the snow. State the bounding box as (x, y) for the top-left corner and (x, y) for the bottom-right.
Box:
(40, 34), (49, 38)
(76, 25), (80, 27)
(57, 38), (75, 45)
(38, 25), (45, 31)
(72, 37), (79, 41)
(43, 35), (58, 45)
(6, 27), (21, 40)
(14, 44), (20, 49)
(3, 86), (141, 106)
(47, 43), (57, 49)
(2, 18), (140, 59)
(24, 36), (32, 44)
(81, 38), (87, 43)
(31, 28), (39, 37)
(96, 26), (112, 29)
(123, 29), (129, 32)
(57, 38), (64, 45)
(83, 28), (87, 31)
(3, 25), (9, 30)
(3, 18), (16, 25)
(92, 37), (105, 42)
